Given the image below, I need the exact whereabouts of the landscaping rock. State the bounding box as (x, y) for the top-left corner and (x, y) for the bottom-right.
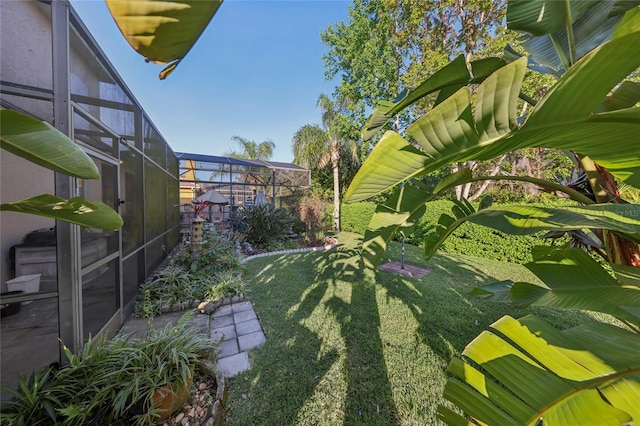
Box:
(210, 401), (224, 426)
(198, 301), (217, 315)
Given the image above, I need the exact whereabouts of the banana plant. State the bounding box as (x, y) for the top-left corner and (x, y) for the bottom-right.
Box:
(438, 314), (640, 425)
(346, 1), (640, 423)
(345, 31), (640, 204)
(1, 110), (123, 230)
(105, 0), (223, 79)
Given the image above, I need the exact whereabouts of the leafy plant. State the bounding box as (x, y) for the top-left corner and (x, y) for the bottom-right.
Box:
(0, 366), (73, 426)
(136, 266), (195, 317)
(229, 204), (294, 249)
(346, 1), (640, 424)
(204, 270), (245, 301)
(1, 313), (216, 425)
(297, 194), (330, 239)
(171, 231), (243, 274)
(0, 110), (122, 230)
(105, 0), (223, 79)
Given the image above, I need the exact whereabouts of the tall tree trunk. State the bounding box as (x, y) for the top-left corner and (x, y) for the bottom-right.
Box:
(452, 163), (463, 200)
(468, 154), (508, 201)
(331, 140), (341, 232)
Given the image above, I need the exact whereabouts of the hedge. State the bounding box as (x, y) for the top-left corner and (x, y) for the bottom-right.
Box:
(340, 199), (575, 264)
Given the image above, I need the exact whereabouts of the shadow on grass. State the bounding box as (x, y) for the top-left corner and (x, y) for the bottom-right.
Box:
(225, 252), (339, 424)
(321, 248), (400, 425)
(377, 240), (612, 361)
(226, 246), (399, 425)
(225, 234), (606, 425)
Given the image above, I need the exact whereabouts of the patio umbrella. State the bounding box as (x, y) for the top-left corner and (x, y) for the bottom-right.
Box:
(254, 189), (267, 206)
(195, 188), (229, 205)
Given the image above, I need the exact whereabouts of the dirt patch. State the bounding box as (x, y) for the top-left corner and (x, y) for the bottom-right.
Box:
(378, 261), (431, 278)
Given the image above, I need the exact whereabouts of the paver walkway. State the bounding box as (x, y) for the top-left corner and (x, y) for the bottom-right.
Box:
(210, 300), (266, 378)
(117, 300), (266, 379)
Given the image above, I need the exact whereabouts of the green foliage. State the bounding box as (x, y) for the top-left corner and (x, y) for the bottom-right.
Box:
(105, 0), (222, 79)
(0, 367), (71, 426)
(225, 135), (275, 160)
(345, 1), (640, 423)
(171, 232), (243, 275)
(230, 205), (294, 249)
(292, 93), (361, 231)
(340, 201), (377, 235)
(340, 199), (576, 264)
(1, 313), (216, 425)
(136, 266), (195, 316)
(322, 0), (510, 138)
(135, 230), (245, 316)
(297, 194), (331, 241)
(0, 110), (123, 230)
(204, 270), (245, 301)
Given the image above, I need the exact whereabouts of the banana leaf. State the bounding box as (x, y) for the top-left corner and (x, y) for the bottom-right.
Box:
(344, 31), (640, 204)
(1, 110), (99, 179)
(105, 0), (223, 79)
(424, 203), (640, 260)
(471, 247), (640, 325)
(507, 1), (639, 73)
(1, 195), (123, 231)
(361, 169), (474, 268)
(440, 314), (640, 425)
(361, 170), (601, 268)
(361, 56), (506, 141)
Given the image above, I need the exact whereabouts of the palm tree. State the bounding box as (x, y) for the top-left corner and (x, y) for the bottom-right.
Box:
(225, 136), (275, 160)
(292, 94), (359, 231)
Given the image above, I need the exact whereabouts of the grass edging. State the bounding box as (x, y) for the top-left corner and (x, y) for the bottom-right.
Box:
(241, 241), (339, 263)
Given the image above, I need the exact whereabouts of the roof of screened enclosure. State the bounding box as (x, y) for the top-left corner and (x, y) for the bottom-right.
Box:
(176, 152), (308, 172)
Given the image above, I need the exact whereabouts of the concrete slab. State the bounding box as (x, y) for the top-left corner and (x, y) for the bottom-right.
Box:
(217, 352), (250, 378)
(213, 304), (233, 318)
(210, 324), (236, 342)
(236, 318), (262, 336)
(238, 331), (266, 352)
(190, 313), (211, 331)
(233, 309), (257, 323)
(231, 301), (253, 313)
(219, 338), (240, 358)
(211, 315), (234, 328)
(378, 261), (431, 278)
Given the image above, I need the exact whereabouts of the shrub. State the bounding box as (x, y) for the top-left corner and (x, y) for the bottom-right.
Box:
(203, 270), (245, 301)
(135, 229), (245, 316)
(229, 205), (294, 249)
(340, 201), (377, 234)
(340, 198), (576, 264)
(171, 232), (243, 275)
(406, 199), (576, 264)
(0, 313), (216, 425)
(135, 266), (195, 317)
(298, 195), (331, 237)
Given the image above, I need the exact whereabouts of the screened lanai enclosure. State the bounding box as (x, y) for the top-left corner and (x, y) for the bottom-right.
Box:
(0, 0), (179, 401)
(177, 152), (310, 226)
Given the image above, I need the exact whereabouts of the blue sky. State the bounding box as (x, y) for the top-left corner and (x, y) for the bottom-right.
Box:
(70, 0), (351, 163)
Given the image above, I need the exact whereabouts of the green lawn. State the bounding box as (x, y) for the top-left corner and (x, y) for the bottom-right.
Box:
(225, 232), (613, 425)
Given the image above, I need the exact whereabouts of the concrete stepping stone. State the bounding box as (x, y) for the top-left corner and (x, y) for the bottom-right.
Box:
(236, 318), (262, 335)
(238, 331), (266, 352)
(233, 309), (257, 323)
(211, 300), (266, 378)
(217, 352), (250, 378)
(219, 338), (240, 358)
(210, 324), (236, 342)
